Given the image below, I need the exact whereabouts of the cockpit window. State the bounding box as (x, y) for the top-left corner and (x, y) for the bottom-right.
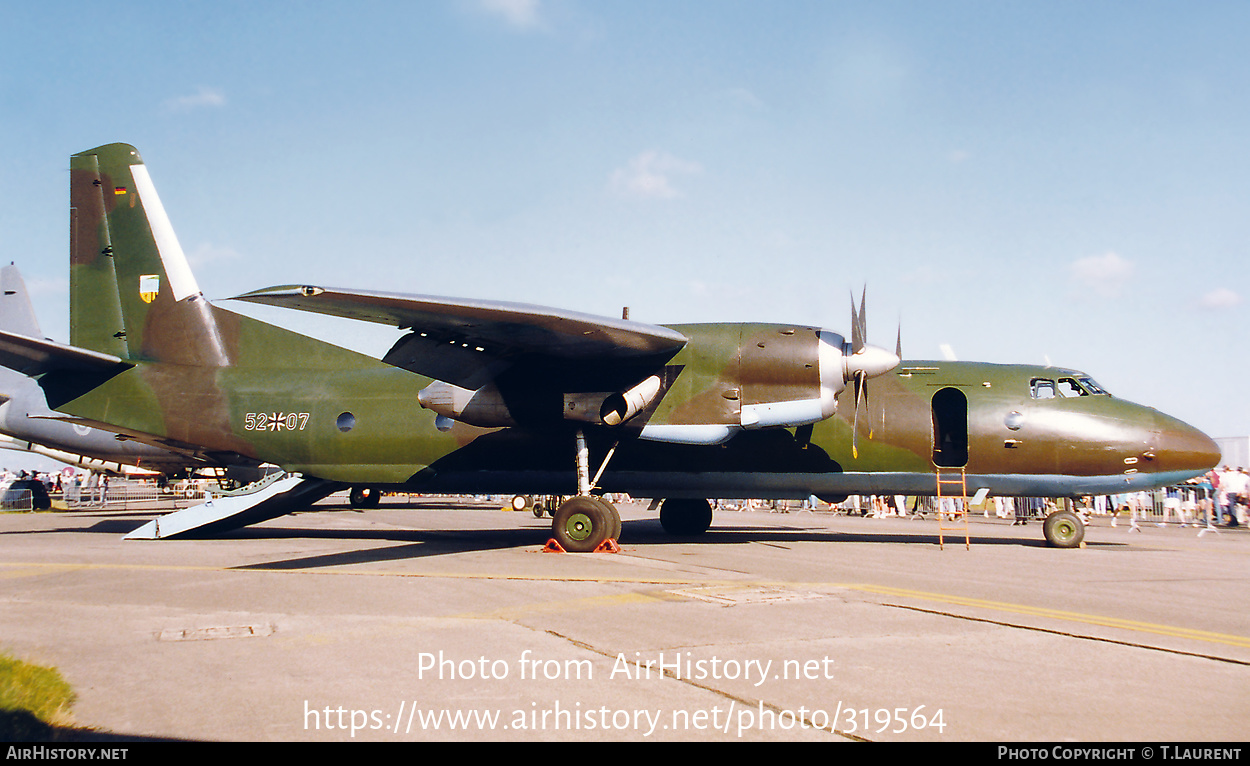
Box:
(1030, 378), (1056, 400)
(1058, 378), (1088, 397)
(1076, 376), (1110, 396)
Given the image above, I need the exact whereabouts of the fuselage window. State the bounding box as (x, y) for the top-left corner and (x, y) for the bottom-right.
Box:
(1030, 378), (1056, 400)
(1058, 378), (1088, 397)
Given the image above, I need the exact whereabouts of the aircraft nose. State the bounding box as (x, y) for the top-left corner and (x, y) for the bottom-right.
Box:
(1151, 413), (1221, 475)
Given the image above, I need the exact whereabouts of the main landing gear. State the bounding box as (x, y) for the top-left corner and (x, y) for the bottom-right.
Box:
(552, 495), (622, 553)
(534, 431), (719, 551)
(545, 430), (623, 553)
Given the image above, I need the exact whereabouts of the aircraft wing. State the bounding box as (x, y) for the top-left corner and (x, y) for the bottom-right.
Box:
(232, 285), (688, 388)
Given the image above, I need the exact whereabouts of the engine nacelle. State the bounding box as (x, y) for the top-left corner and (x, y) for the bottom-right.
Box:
(736, 329), (854, 429)
(639, 323), (900, 444)
(564, 375), (663, 427)
(417, 381), (517, 428)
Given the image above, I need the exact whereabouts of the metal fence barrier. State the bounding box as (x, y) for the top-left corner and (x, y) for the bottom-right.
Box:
(0, 489), (32, 512)
(60, 479), (209, 510)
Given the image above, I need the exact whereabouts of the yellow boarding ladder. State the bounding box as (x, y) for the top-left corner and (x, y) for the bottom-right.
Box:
(935, 467), (970, 550)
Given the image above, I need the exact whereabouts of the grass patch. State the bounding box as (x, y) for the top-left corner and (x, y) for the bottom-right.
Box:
(0, 651), (76, 741)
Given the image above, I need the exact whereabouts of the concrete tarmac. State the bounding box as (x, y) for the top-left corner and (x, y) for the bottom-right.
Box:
(1, 496), (1247, 742)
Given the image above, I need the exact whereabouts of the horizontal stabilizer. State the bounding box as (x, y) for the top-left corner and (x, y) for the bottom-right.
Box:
(0, 329), (130, 377)
(124, 473), (340, 539)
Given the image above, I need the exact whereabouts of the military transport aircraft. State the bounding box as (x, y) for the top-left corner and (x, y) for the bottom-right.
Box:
(0, 144), (1220, 550)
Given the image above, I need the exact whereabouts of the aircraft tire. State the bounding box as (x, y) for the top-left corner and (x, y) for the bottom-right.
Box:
(1043, 509), (1084, 548)
(511, 494), (531, 513)
(349, 486), (381, 509)
(659, 498), (714, 536)
(531, 496), (555, 518)
(592, 496), (622, 541)
(552, 496), (616, 553)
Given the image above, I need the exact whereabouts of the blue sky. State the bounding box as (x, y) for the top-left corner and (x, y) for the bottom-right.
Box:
(1, 1), (1247, 452)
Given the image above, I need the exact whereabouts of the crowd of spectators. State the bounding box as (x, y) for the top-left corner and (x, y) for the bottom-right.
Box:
(1209, 465), (1249, 527)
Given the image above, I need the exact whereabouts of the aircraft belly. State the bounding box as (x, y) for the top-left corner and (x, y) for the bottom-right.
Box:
(405, 468), (1207, 499)
(288, 463), (429, 484)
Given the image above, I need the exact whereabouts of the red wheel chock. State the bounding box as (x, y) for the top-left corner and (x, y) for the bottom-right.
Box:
(541, 538), (620, 553)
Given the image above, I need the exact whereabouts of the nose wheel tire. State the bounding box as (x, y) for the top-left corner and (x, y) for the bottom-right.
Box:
(552, 496), (621, 552)
(1043, 509), (1084, 548)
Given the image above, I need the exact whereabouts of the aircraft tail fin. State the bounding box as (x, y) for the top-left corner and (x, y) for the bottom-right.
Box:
(0, 264), (44, 339)
(69, 144), (229, 367)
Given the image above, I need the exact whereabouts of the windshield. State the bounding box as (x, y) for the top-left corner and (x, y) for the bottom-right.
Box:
(1057, 378), (1088, 397)
(1076, 376), (1110, 396)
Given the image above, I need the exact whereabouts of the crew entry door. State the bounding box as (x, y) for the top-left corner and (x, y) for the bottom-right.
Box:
(932, 387), (968, 468)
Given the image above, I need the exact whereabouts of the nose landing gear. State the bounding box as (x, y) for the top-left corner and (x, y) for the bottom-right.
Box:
(1042, 509), (1085, 548)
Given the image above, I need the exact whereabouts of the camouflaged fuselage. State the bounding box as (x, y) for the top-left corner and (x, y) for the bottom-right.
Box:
(52, 324), (1222, 498)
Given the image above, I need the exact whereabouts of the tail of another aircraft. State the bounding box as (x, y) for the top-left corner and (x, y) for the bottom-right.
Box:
(69, 143), (229, 366)
(0, 264), (44, 339)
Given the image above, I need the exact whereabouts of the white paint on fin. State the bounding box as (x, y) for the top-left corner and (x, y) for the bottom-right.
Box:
(130, 163), (201, 302)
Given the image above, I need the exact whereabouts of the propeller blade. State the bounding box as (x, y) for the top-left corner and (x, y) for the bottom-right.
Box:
(849, 290), (863, 353)
(858, 287), (867, 347)
(852, 369), (865, 458)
